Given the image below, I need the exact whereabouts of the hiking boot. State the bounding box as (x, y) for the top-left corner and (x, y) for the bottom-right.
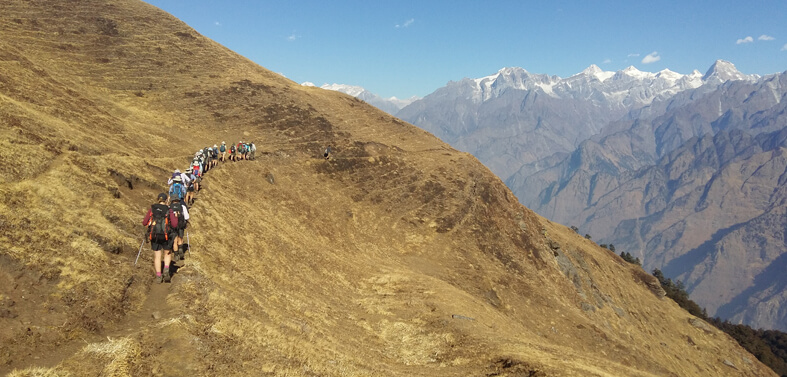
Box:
(156, 273), (163, 283)
(163, 268), (171, 283)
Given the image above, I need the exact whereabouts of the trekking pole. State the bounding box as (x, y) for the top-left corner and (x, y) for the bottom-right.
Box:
(134, 237), (145, 265)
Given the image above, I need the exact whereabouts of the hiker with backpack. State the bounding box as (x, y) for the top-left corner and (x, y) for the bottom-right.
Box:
(168, 175), (186, 203)
(236, 141), (245, 161)
(142, 193), (179, 283)
(185, 168), (196, 205)
(229, 143), (236, 162)
(211, 144), (219, 168)
(249, 142), (256, 160)
(169, 196), (189, 262)
(168, 169), (191, 187)
(220, 141), (227, 162)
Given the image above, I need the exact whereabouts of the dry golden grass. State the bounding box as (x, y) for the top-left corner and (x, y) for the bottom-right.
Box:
(0, 0), (777, 376)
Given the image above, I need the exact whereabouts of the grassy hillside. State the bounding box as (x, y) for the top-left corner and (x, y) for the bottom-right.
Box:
(0, 0), (777, 376)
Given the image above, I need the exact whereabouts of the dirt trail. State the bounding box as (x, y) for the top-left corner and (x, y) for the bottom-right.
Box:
(2, 254), (186, 375)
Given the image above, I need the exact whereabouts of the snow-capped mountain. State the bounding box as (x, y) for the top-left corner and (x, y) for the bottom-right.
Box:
(397, 60), (756, 179)
(459, 63), (714, 107)
(302, 82), (419, 115)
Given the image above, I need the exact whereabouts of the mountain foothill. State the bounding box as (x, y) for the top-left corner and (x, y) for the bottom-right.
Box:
(0, 0), (781, 376)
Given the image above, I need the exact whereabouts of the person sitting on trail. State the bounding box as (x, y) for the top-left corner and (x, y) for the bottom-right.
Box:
(168, 175), (186, 203)
(185, 168), (196, 205)
(324, 146), (331, 160)
(142, 193), (179, 283)
(220, 141), (227, 162)
(169, 196), (189, 262)
(249, 142), (256, 160)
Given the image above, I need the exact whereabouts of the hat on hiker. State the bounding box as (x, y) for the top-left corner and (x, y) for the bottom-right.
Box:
(157, 193), (168, 202)
(222, 141), (225, 145)
(171, 196), (180, 202)
(213, 144), (218, 148)
(173, 176), (182, 182)
(174, 169), (180, 174)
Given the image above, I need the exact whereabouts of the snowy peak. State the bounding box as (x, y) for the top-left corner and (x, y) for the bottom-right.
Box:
(319, 83), (367, 98)
(581, 64), (615, 82)
(702, 60), (757, 82)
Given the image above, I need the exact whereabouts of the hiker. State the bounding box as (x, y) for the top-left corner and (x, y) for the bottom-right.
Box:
(191, 161), (201, 191)
(142, 193), (179, 283)
(229, 143), (236, 162)
(185, 168), (196, 205)
(237, 141), (245, 160)
(168, 168), (191, 187)
(249, 142), (256, 160)
(202, 147), (211, 173)
(169, 196), (190, 262)
(168, 175), (186, 203)
(220, 141), (227, 162)
(324, 146), (331, 160)
(212, 144), (219, 168)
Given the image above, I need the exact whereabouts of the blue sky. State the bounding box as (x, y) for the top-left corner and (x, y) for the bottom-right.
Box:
(144, 0), (787, 99)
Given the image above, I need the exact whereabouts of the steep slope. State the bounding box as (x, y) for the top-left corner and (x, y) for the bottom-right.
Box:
(0, 1), (776, 376)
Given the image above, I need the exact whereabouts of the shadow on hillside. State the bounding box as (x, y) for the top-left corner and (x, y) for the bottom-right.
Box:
(715, 251), (787, 322)
(661, 222), (747, 286)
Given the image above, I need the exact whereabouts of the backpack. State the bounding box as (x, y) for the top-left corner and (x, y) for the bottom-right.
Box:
(213, 147), (218, 155)
(170, 202), (186, 230)
(147, 204), (170, 242)
(220, 145), (226, 153)
(169, 183), (184, 200)
(251, 143), (256, 152)
(230, 145), (236, 153)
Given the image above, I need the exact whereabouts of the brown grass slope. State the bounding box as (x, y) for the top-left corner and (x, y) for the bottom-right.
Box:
(0, 1), (775, 376)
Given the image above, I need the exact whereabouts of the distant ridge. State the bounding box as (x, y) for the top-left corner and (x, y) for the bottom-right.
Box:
(302, 82), (419, 115)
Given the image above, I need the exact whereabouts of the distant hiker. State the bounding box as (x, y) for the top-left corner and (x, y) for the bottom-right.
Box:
(168, 175), (186, 203)
(237, 141), (245, 160)
(212, 144), (219, 168)
(169, 196), (189, 262)
(220, 141), (227, 162)
(168, 168), (191, 187)
(202, 147), (211, 173)
(324, 146), (331, 160)
(191, 161), (201, 191)
(142, 193), (179, 283)
(185, 168), (196, 205)
(249, 142), (256, 160)
(229, 143), (236, 162)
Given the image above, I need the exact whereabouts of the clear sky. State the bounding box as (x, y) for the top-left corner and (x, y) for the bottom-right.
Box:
(143, 0), (787, 99)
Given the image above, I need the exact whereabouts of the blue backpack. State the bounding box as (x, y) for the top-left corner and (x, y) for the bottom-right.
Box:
(169, 183), (184, 200)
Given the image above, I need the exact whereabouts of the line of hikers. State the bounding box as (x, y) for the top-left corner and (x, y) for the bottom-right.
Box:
(141, 141), (256, 283)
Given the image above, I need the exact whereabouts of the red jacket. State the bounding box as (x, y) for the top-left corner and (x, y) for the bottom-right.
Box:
(142, 204), (179, 229)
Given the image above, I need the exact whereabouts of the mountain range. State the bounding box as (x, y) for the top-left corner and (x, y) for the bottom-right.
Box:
(391, 62), (787, 331)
